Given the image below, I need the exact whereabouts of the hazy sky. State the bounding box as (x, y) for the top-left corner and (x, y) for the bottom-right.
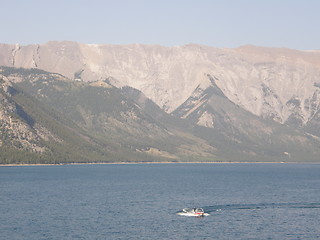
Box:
(1, 0), (319, 50)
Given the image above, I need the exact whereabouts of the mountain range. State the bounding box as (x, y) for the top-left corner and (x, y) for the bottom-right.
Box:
(1, 41), (320, 163)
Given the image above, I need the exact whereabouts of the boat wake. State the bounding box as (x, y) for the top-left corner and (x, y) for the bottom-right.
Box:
(202, 202), (320, 214)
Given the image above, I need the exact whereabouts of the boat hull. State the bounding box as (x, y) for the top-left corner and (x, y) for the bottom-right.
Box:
(176, 212), (210, 217)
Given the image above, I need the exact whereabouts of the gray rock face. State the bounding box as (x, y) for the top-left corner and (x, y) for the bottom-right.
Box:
(1, 42), (320, 127)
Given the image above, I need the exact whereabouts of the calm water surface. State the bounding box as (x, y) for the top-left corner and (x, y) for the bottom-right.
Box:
(1, 163), (320, 239)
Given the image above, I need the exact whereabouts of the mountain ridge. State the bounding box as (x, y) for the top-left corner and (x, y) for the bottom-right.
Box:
(0, 66), (222, 164)
(1, 41), (320, 125)
(1, 41), (320, 163)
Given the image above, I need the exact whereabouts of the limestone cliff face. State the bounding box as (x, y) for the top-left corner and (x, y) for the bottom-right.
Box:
(1, 42), (320, 127)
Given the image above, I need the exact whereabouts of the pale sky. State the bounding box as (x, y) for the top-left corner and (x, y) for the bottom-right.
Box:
(1, 0), (319, 50)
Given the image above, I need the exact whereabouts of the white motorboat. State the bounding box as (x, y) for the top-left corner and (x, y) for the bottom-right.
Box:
(176, 208), (209, 217)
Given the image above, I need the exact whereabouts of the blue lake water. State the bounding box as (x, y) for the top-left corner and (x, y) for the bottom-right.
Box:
(1, 163), (320, 239)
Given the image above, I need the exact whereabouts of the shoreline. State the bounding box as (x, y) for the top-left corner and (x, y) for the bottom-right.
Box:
(1, 161), (319, 167)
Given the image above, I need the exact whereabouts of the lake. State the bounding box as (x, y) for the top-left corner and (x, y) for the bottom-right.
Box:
(1, 163), (320, 239)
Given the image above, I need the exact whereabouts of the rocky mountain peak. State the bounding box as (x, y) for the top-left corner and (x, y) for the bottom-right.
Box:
(1, 42), (320, 127)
